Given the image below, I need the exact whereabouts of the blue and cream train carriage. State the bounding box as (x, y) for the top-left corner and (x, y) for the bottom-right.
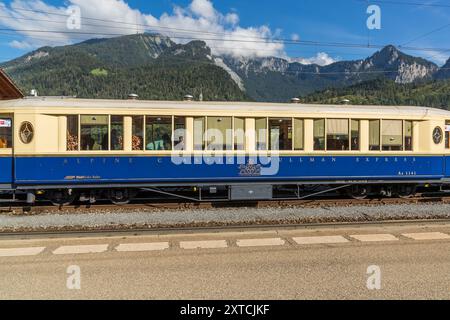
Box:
(1, 97), (450, 205)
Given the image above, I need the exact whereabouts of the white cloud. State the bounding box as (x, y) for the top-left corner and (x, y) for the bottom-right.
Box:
(422, 50), (449, 66)
(9, 40), (33, 49)
(189, 0), (216, 21)
(0, 0), (285, 58)
(291, 33), (300, 41)
(291, 52), (337, 66)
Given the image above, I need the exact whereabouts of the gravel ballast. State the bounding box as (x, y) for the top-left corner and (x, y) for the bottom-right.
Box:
(1, 203), (450, 232)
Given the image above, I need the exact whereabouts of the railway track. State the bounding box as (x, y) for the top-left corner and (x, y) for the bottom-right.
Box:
(1, 217), (450, 240)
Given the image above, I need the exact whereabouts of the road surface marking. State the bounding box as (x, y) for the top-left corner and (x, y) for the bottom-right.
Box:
(0, 247), (46, 257)
(293, 235), (349, 245)
(53, 244), (109, 255)
(349, 234), (399, 242)
(236, 238), (285, 247)
(180, 240), (228, 250)
(401, 232), (450, 241)
(115, 242), (169, 252)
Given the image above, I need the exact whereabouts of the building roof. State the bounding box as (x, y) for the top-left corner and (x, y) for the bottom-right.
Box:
(0, 69), (23, 100)
(1, 96), (449, 118)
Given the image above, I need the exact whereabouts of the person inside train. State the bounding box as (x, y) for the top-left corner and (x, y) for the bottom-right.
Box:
(0, 137), (7, 148)
(175, 135), (185, 150)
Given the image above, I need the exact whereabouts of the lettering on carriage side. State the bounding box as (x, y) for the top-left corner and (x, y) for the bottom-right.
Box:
(398, 171), (417, 176)
(310, 158), (315, 162)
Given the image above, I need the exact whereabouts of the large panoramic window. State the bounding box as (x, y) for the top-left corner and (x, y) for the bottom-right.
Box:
(66, 115), (79, 151)
(234, 117), (245, 151)
(327, 119), (349, 151)
(269, 118), (292, 150)
(145, 116), (172, 151)
(313, 119), (325, 151)
(382, 120), (403, 151)
(294, 119), (304, 151)
(207, 116), (232, 150)
(255, 117), (267, 151)
(174, 116), (186, 150)
(110, 116), (124, 151)
(80, 115), (108, 151)
(405, 120), (413, 151)
(369, 120), (380, 151)
(0, 118), (12, 149)
(194, 117), (205, 150)
(132, 116), (144, 151)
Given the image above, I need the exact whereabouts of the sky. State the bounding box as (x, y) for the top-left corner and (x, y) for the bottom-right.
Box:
(0, 0), (449, 66)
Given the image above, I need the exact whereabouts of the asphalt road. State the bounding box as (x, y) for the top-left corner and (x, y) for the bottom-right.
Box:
(0, 222), (449, 299)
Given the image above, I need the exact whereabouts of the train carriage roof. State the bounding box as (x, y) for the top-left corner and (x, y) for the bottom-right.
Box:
(1, 97), (450, 117)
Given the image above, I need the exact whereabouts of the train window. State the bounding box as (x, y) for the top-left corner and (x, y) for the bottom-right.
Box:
(110, 116), (124, 151)
(255, 118), (267, 150)
(174, 116), (186, 150)
(66, 115), (79, 151)
(80, 115), (109, 151)
(327, 119), (349, 151)
(0, 118), (12, 149)
(445, 121), (450, 149)
(382, 120), (403, 151)
(369, 120), (380, 151)
(405, 120), (413, 151)
(132, 116), (144, 151)
(269, 118), (292, 151)
(294, 119), (304, 151)
(194, 117), (205, 150)
(145, 116), (172, 151)
(234, 117), (246, 151)
(207, 117), (232, 150)
(351, 120), (360, 151)
(313, 119), (325, 151)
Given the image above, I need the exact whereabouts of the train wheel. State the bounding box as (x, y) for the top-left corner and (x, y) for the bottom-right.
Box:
(397, 185), (417, 199)
(347, 185), (370, 200)
(47, 190), (76, 206)
(109, 189), (131, 205)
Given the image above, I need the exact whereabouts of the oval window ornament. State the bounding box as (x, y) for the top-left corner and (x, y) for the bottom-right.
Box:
(19, 121), (34, 144)
(433, 126), (443, 145)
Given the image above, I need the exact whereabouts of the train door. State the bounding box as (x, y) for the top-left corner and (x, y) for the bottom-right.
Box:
(0, 116), (13, 188)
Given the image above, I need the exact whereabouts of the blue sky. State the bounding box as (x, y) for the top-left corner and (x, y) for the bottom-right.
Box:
(0, 0), (449, 65)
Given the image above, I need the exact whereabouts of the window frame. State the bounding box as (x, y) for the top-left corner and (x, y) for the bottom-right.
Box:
(0, 117), (13, 150)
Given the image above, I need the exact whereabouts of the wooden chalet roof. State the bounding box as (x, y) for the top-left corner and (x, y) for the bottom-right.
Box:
(0, 68), (23, 100)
